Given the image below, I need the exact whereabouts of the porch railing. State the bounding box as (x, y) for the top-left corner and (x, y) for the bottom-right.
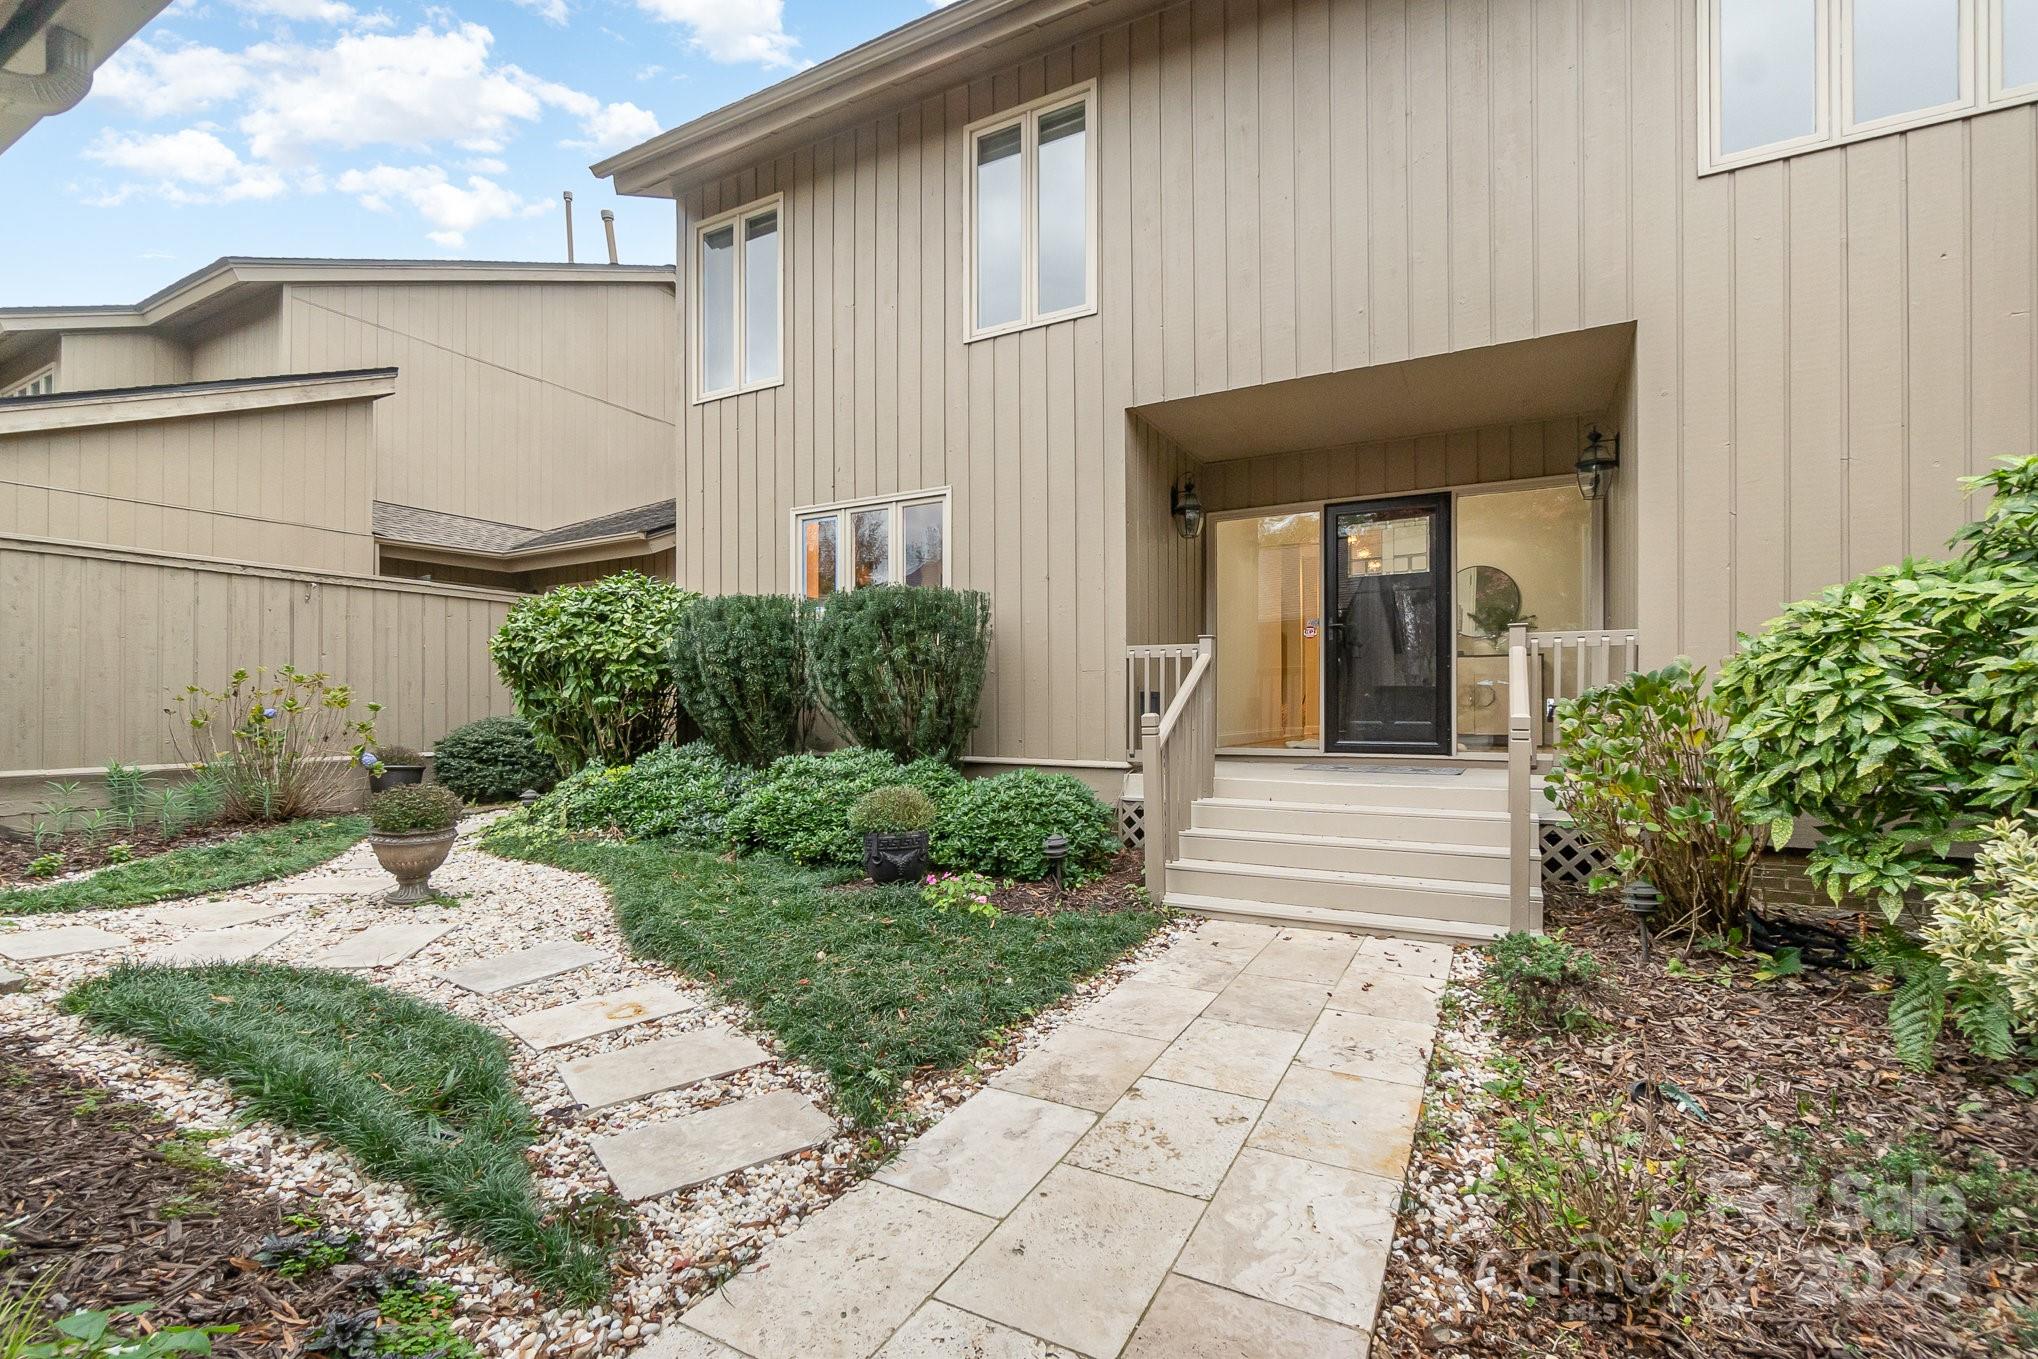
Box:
(1140, 635), (1216, 902)
(1506, 624), (1642, 932)
(1125, 642), (1205, 761)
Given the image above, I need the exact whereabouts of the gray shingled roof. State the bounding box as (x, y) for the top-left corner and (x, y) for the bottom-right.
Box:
(373, 499), (675, 556)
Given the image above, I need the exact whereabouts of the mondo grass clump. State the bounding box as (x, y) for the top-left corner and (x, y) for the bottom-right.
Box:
(62, 962), (612, 1305)
(0, 816), (368, 916)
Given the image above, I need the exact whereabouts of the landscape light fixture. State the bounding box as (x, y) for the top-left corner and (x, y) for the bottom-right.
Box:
(1043, 834), (1070, 897)
(1623, 878), (1661, 961)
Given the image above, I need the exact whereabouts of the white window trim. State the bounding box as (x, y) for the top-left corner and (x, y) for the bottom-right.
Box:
(790, 488), (953, 597)
(1700, 0), (2027, 174)
(964, 82), (1099, 343)
(691, 192), (784, 405)
(3, 365), (56, 399)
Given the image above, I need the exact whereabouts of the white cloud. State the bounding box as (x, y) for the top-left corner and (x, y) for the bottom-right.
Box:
(566, 101), (659, 153)
(229, 0), (366, 23)
(95, 38), (253, 117)
(510, 0), (571, 24)
(336, 163), (547, 246)
(85, 128), (289, 204)
(633, 0), (798, 67)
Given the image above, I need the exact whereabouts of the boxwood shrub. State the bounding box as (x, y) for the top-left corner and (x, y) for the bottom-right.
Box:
(725, 748), (964, 866)
(670, 593), (814, 766)
(808, 586), (992, 763)
(535, 743), (755, 848)
(432, 716), (557, 803)
(932, 770), (1119, 881)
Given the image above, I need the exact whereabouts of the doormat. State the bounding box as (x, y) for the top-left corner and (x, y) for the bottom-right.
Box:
(1296, 764), (1465, 776)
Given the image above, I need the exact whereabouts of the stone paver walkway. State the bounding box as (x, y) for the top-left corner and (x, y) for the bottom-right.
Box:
(647, 924), (1449, 1359)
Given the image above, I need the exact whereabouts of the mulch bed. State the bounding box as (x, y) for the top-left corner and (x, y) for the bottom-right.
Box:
(0, 1031), (365, 1355)
(0, 825), (237, 886)
(1375, 890), (2038, 1359)
(828, 849), (1150, 917)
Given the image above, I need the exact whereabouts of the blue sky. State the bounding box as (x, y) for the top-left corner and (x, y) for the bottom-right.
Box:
(0, 0), (935, 305)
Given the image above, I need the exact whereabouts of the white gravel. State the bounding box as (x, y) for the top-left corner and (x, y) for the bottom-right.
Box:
(0, 819), (1184, 1356)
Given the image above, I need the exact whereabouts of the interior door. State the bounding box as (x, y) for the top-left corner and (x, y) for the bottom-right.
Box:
(1324, 495), (1452, 753)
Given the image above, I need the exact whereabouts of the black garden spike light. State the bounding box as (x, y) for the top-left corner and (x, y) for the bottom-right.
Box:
(1623, 877), (1661, 961)
(1043, 834), (1070, 898)
(518, 789), (541, 809)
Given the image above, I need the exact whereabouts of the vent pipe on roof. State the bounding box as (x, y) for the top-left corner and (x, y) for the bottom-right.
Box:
(562, 190), (576, 263)
(0, 25), (93, 116)
(601, 209), (618, 264)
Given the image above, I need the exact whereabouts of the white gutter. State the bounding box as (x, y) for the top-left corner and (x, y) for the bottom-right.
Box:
(0, 26), (91, 117)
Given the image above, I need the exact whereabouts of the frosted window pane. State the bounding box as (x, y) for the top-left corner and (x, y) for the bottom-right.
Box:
(2009, 0), (2038, 88)
(701, 223), (736, 393)
(1852, 0), (1959, 124)
(743, 211), (780, 385)
(974, 124), (1024, 329)
(1035, 102), (1088, 316)
(1717, 0), (1819, 154)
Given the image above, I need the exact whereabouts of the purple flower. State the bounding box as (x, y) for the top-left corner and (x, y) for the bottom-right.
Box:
(360, 752), (380, 768)
(262, 707), (278, 719)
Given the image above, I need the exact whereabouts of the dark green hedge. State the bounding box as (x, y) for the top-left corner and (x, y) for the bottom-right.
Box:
(809, 586), (991, 764)
(670, 593), (813, 766)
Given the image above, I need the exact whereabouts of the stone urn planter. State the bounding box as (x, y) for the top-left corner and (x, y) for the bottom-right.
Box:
(862, 830), (931, 885)
(369, 828), (456, 904)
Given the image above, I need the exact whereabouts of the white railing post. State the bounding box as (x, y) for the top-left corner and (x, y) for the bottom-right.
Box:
(1139, 633), (1217, 906)
(1506, 622), (1536, 934)
(1141, 709), (1165, 900)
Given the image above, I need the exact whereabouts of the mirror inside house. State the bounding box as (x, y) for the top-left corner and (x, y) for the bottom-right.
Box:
(1213, 513), (1322, 749)
(1453, 482), (1596, 751)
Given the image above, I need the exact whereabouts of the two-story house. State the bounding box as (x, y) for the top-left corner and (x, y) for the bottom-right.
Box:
(596, 0), (2038, 943)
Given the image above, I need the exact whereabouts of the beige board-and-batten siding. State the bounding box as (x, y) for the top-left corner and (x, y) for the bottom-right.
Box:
(0, 535), (516, 823)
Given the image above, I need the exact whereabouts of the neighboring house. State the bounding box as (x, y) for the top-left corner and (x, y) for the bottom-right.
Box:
(0, 0), (172, 153)
(596, 0), (2038, 941)
(0, 258), (678, 821)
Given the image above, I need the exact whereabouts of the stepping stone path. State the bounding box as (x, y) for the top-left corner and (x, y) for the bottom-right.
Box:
(143, 900), (293, 930)
(559, 1029), (770, 1110)
(311, 919), (456, 970)
(151, 924), (296, 966)
(504, 983), (693, 1051)
(437, 940), (605, 995)
(0, 925), (129, 961)
(268, 875), (388, 897)
(591, 1089), (836, 1201)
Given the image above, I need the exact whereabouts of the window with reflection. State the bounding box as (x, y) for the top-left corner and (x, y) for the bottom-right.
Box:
(696, 198), (781, 398)
(969, 86), (1093, 336)
(794, 493), (949, 600)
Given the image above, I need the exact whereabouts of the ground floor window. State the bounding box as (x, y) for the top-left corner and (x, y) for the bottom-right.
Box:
(793, 491), (949, 600)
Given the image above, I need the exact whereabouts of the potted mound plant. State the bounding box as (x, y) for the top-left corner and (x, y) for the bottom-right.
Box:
(367, 744), (427, 788)
(367, 783), (463, 903)
(848, 784), (937, 885)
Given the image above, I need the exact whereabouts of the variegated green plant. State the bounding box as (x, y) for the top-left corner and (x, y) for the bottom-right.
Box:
(1921, 815), (2038, 1050)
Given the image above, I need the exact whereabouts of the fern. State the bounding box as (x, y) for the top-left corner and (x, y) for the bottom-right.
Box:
(1949, 981), (2019, 1063)
(1888, 968), (1949, 1072)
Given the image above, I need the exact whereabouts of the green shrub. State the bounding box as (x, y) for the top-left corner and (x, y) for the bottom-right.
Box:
(28, 852), (63, 878)
(1546, 661), (1757, 938)
(726, 748), (963, 865)
(848, 784), (938, 835)
(669, 593), (814, 766)
(371, 745), (425, 767)
(922, 870), (1000, 919)
(432, 716), (558, 803)
(368, 784), (463, 835)
(1717, 457), (2038, 915)
(168, 664), (381, 823)
(1922, 816), (2038, 1049)
(808, 586), (992, 763)
(1482, 931), (1601, 1032)
(931, 770), (1118, 881)
(536, 742), (753, 847)
(489, 573), (698, 773)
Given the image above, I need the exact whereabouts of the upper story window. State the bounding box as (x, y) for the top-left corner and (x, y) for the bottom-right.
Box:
(695, 195), (782, 402)
(2, 366), (55, 399)
(967, 84), (1095, 340)
(1703, 1), (2036, 172)
(794, 490), (949, 600)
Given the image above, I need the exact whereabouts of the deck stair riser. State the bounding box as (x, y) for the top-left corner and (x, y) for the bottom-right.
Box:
(1175, 826), (1509, 885)
(1211, 773), (1548, 814)
(1164, 860), (1515, 928)
(1188, 797), (1512, 847)
(1161, 892), (1510, 946)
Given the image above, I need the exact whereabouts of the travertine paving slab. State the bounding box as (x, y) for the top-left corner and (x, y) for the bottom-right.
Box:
(635, 1328), (748, 1359)
(1133, 947), (1253, 992)
(682, 1181), (995, 1359)
(0, 967), (27, 994)
(503, 982), (692, 1050)
(1147, 1016), (1304, 1099)
(152, 925), (294, 966)
(936, 1164), (1203, 1358)
(989, 1024), (1166, 1112)
(592, 1089), (834, 1201)
(1065, 1077), (1260, 1198)
(1189, 919), (1282, 955)
(142, 900), (293, 930)
(558, 1028), (770, 1109)
(1326, 965), (1442, 1024)
(268, 875), (388, 897)
(1200, 971), (1333, 1033)
(873, 1087), (1094, 1217)
(1123, 1274), (1370, 1358)
(0, 926), (128, 961)
(310, 919), (455, 970)
(1248, 1064), (1423, 1179)
(1075, 980), (1212, 1041)
(437, 940), (605, 995)
(1355, 935), (1454, 983)
(876, 1302), (1075, 1358)
(1175, 1148), (1400, 1329)
(1296, 1010), (1435, 1087)
(1243, 929), (1365, 985)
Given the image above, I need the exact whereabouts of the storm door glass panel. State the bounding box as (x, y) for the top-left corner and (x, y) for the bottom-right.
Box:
(974, 124), (1024, 330)
(1453, 484), (1595, 753)
(852, 507), (891, 587)
(800, 513), (840, 599)
(700, 223), (737, 394)
(1213, 514), (1322, 750)
(1034, 101), (1088, 316)
(1326, 498), (1449, 753)
(2009, 0), (2038, 89)
(1717, 0), (1819, 155)
(1852, 0), (1961, 124)
(743, 211), (780, 385)
(901, 500), (944, 585)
